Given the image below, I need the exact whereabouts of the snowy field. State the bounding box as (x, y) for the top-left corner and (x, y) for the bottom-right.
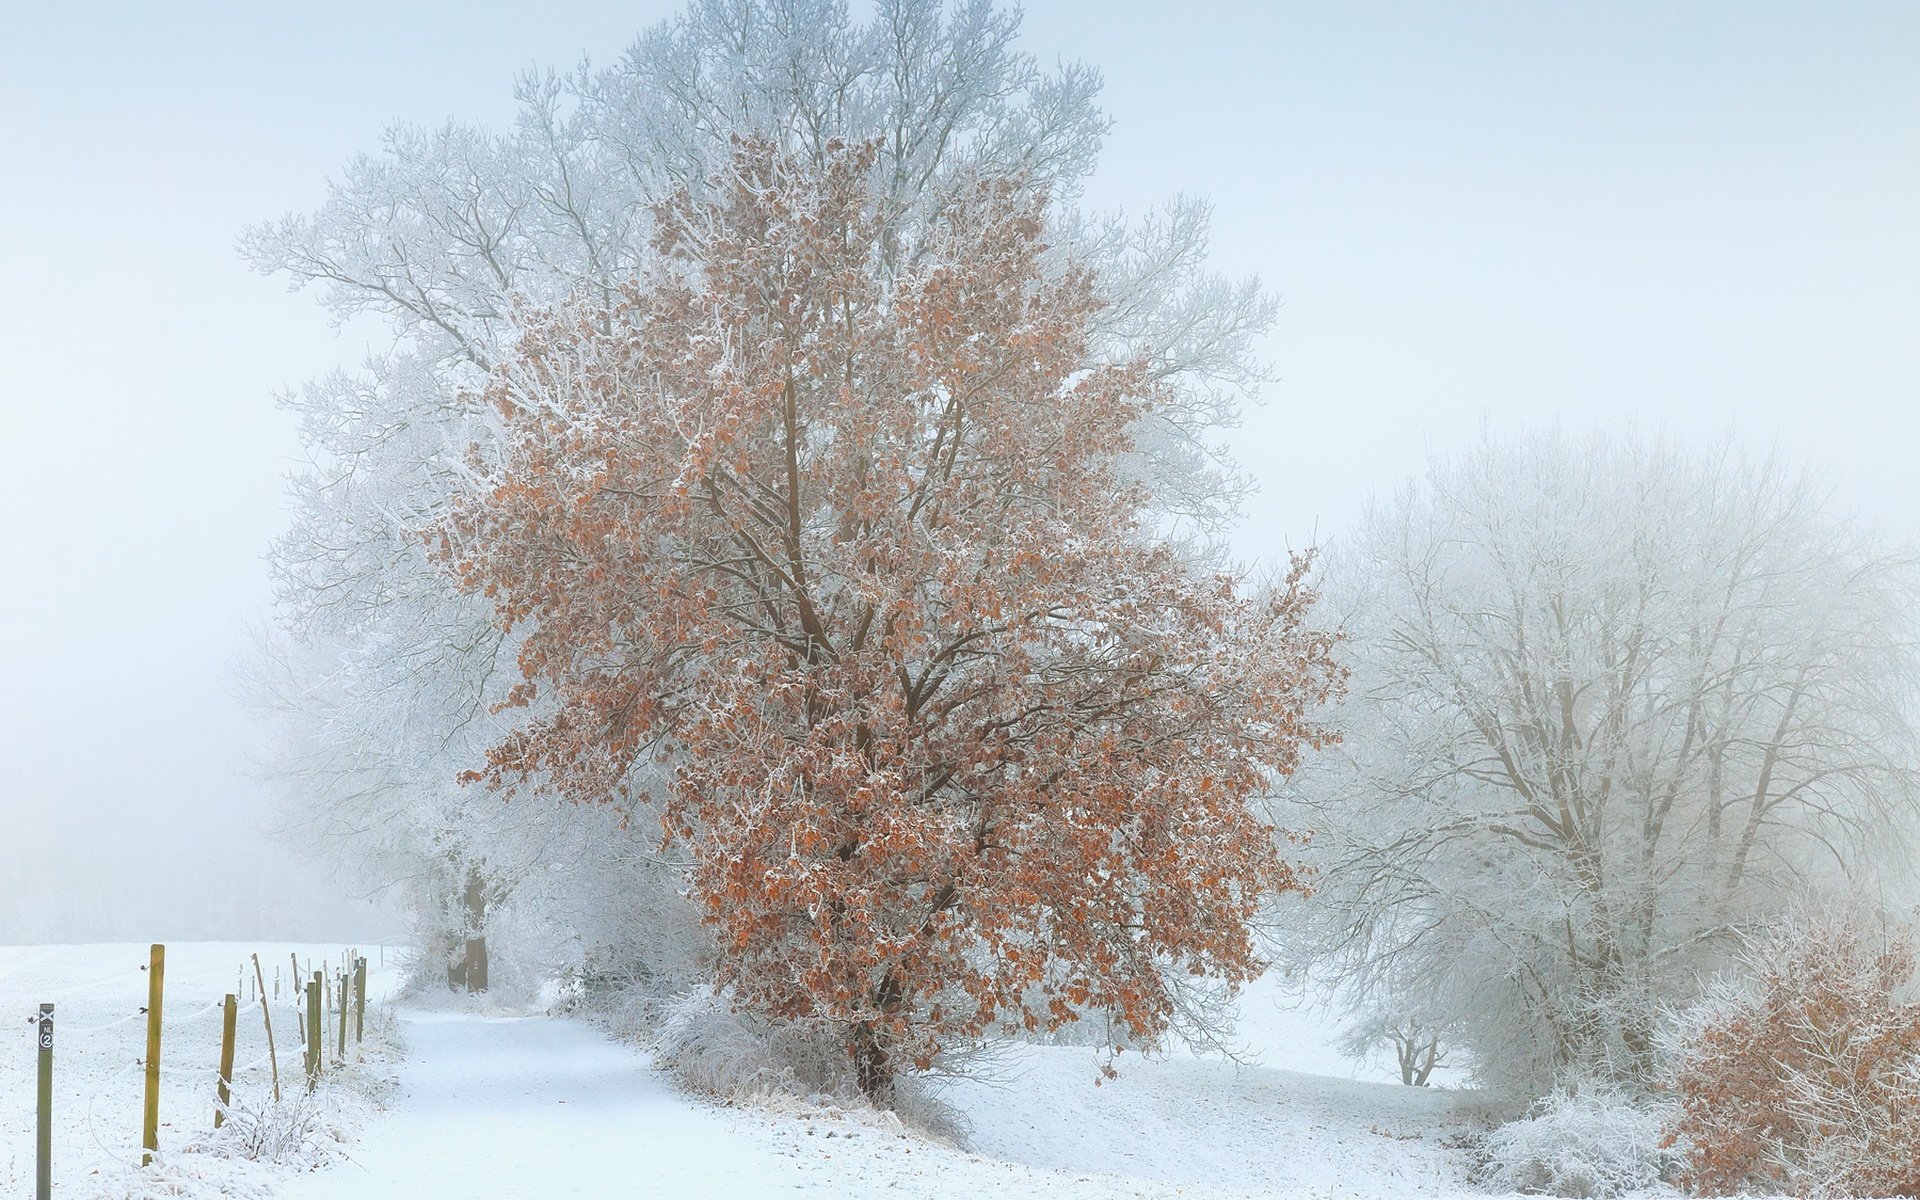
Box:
(0, 942), (402, 1198)
(4, 945), (1506, 1198)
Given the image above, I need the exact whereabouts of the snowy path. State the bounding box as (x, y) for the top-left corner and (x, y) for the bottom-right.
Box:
(280, 1009), (1112, 1198)
(278, 1009), (812, 1198)
(279, 1008), (1397, 1199)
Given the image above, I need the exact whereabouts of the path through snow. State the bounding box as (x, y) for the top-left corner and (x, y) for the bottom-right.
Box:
(271, 999), (1515, 1200)
(280, 1009), (1264, 1199)
(279, 1010), (815, 1197)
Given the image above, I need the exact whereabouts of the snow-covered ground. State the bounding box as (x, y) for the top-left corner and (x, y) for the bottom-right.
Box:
(0, 942), (402, 1197)
(938, 1043), (1487, 1195)
(267, 1006), (1492, 1200)
(5, 946), (1501, 1198)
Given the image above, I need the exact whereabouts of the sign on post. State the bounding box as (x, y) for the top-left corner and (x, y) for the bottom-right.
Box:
(36, 1003), (53, 1200)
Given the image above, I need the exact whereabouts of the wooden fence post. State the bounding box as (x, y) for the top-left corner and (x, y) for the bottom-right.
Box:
(304, 974), (322, 1090)
(354, 957), (367, 1046)
(36, 1004), (52, 1200)
(142, 943), (165, 1165)
(336, 972), (348, 1063)
(214, 995), (237, 1129)
(250, 954), (281, 1103)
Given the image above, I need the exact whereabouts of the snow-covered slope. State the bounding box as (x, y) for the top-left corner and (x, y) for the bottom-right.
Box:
(939, 1043), (1488, 1196)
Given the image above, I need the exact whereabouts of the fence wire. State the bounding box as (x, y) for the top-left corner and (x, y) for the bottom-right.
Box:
(15, 945), (376, 1178)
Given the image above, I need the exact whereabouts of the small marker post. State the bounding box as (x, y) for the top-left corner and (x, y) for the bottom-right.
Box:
(36, 1003), (53, 1200)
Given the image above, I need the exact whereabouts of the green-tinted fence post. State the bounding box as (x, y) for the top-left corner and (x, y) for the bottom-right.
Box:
(336, 972), (348, 1063)
(142, 943), (165, 1166)
(36, 1004), (52, 1200)
(354, 957), (367, 1046)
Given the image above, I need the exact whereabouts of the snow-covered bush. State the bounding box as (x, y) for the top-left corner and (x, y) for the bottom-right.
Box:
(1477, 1084), (1681, 1198)
(644, 988), (968, 1139)
(1665, 912), (1920, 1197)
(648, 988), (857, 1103)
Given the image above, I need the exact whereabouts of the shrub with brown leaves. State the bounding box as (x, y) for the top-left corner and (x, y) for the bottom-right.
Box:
(1667, 914), (1920, 1197)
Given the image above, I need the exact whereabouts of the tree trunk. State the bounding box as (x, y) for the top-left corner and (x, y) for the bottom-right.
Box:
(462, 930), (489, 993)
(1395, 1031), (1440, 1086)
(1395, 1034), (1418, 1086)
(446, 869), (490, 993)
(852, 1020), (890, 1100)
(1412, 1038), (1439, 1086)
(851, 969), (903, 1100)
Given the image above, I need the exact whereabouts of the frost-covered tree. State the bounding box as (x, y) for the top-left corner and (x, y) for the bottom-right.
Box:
(1276, 433), (1920, 1094)
(245, 0), (1264, 527)
(1337, 1005), (1451, 1086)
(434, 140), (1340, 1097)
(249, 621), (702, 998)
(248, 0), (1275, 996)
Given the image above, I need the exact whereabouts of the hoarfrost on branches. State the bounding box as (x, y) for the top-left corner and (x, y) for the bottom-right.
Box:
(246, 0), (1274, 999)
(1274, 432), (1920, 1095)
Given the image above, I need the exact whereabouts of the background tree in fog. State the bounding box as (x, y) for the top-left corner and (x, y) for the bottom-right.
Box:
(1275, 433), (1920, 1094)
(246, 0), (1274, 994)
(1336, 1003), (1452, 1087)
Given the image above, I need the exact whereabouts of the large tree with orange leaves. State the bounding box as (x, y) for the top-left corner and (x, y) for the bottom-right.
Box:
(435, 140), (1340, 1097)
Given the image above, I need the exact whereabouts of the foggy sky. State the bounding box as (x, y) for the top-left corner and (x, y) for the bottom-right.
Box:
(2, 1), (1915, 943)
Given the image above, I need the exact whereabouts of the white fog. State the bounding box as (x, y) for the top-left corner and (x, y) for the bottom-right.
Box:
(2, 4), (1916, 1198)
